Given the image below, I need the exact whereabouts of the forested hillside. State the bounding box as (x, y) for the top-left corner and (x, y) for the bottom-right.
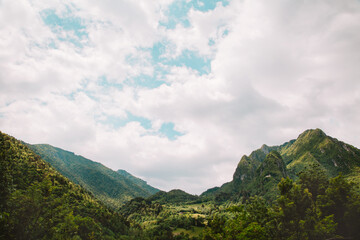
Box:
(1, 129), (360, 240)
(0, 131), (130, 239)
(202, 168), (360, 239)
(206, 129), (360, 202)
(117, 169), (159, 196)
(27, 144), (159, 208)
(115, 164), (360, 240)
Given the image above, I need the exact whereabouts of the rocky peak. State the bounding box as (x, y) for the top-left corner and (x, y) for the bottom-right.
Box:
(260, 144), (270, 154)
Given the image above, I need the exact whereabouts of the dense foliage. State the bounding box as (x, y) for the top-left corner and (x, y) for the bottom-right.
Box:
(120, 196), (208, 240)
(115, 164), (360, 240)
(203, 164), (360, 240)
(0, 132), (130, 239)
(148, 190), (199, 204)
(28, 144), (159, 208)
(1, 128), (360, 239)
(208, 129), (360, 202)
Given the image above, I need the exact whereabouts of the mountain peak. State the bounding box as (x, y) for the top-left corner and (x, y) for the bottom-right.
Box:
(259, 151), (287, 178)
(209, 128), (360, 201)
(282, 128), (360, 176)
(298, 128), (326, 140)
(260, 144), (270, 154)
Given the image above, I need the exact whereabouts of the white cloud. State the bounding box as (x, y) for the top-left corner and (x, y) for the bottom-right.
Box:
(1, 0), (360, 194)
(162, 2), (233, 58)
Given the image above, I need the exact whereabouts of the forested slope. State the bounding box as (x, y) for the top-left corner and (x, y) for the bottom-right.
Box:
(206, 129), (360, 201)
(0, 131), (130, 239)
(28, 144), (159, 208)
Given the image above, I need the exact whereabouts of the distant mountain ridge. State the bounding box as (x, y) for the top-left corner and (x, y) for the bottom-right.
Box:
(27, 144), (160, 208)
(203, 128), (360, 201)
(10, 128), (360, 206)
(117, 169), (159, 195)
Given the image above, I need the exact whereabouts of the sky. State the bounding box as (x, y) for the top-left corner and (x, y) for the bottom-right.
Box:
(1, 0), (360, 194)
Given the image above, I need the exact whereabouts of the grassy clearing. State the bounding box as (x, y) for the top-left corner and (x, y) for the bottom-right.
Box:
(173, 227), (204, 237)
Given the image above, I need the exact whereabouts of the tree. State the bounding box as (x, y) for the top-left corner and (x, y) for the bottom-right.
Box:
(297, 163), (328, 202)
(318, 174), (360, 239)
(276, 177), (335, 240)
(224, 197), (274, 240)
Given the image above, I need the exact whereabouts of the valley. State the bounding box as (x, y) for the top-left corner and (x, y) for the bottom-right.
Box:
(1, 128), (360, 239)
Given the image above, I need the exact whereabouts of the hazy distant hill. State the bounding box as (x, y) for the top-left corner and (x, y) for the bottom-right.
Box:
(204, 128), (360, 201)
(27, 144), (159, 208)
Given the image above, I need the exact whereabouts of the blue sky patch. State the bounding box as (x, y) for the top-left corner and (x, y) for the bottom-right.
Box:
(192, 0), (229, 12)
(65, 88), (97, 101)
(159, 0), (192, 29)
(48, 40), (57, 49)
(99, 115), (125, 129)
(41, 8), (88, 47)
(125, 46), (170, 88)
(150, 41), (211, 74)
(98, 113), (183, 141)
(222, 29), (229, 37)
(127, 112), (152, 129)
(208, 38), (216, 46)
(166, 50), (211, 75)
(160, 0), (228, 29)
(151, 42), (168, 62)
(124, 74), (166, 89)
(159, 122), (184, 140)
(100, 112), (152, 130)
(98, 75), (123, 89)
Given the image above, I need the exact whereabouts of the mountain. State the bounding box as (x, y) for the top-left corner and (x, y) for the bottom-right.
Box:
(281, 128), (360, 177)
(205, 128), (360, 201)
(0, 131), (130, 239)
(27, 144), (159, 208)
(117, 169), (159, 195)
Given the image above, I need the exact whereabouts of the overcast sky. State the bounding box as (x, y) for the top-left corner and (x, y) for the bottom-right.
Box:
(1, 0), (360, 194)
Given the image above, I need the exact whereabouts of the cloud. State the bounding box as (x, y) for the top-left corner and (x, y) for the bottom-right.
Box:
(1, 0), (360, 194)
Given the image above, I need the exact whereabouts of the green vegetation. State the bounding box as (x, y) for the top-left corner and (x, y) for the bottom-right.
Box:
(1, 128), (360, 239)
(116, 164), (360, 240)
(1, 131), (204, 239)
(203, 165), (360, 240)
(0, 131), (130, 239)
(206, 128), (360, 203)
(281, 129), (360, 177)
(27, 144), (159, 208)
(149, 189), (199, 204)
(117, 169), (159, 196)
(119, 196), (209, 240)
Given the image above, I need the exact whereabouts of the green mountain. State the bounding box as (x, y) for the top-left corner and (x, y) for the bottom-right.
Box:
(0, 131), (130, 239)
(3, 129), (358, 239)
(117, 169), (159, 195)
(281, 128), (360, 177)
(27, 144), (159, 208)
(206, 128), (360, 201)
